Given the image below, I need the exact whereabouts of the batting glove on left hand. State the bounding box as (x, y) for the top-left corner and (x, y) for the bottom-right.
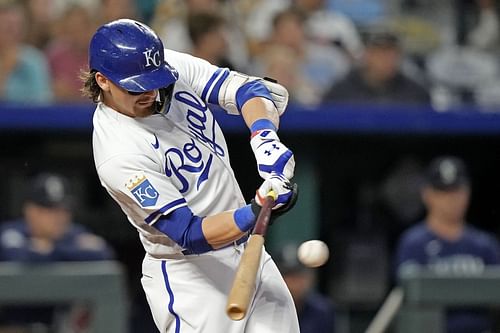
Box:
(250, 129), (295, 180)
(255, 173), (293, 209)
(251, 174), (299, 224)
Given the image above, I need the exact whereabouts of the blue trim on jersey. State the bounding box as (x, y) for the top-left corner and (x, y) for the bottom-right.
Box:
(234, 205), (256, 232)
(201, 68), (221, 100)
(201, 68), (229, 101)
(250, 119), (277, 133)
(208, 69), (230, 105)
(154, 206), (213, 254)
(161, 261), (181, 333)
(236, 80), (273, 112)
(144, 198), (187, 225)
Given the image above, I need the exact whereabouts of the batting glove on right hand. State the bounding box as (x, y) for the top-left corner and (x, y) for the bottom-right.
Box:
(250, 129), (295, 180)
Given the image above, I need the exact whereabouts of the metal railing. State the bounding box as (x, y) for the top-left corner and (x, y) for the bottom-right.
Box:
(396, 267), (500, 333)
(0, 261), (128, 333)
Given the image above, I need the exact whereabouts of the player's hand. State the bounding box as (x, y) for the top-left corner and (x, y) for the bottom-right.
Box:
(250, 129), (295, 180)
(255, 173), (293, 209)
(251, 176), (299, 225)
(251, 173), (299, 224)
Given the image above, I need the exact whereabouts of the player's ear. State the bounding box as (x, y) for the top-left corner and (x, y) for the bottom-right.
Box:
(95, 72), (111, 92)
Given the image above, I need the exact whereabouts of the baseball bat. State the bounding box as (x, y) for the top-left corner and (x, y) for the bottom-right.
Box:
(226, 192), (276, 321)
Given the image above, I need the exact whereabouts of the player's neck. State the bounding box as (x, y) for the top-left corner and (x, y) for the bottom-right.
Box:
(426, 214), (465, 241)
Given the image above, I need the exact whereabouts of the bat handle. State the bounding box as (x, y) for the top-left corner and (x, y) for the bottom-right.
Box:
(252, 191), (275, 236)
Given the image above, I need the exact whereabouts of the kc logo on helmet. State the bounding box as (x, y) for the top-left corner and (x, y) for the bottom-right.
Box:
(143, 49), (161, 67)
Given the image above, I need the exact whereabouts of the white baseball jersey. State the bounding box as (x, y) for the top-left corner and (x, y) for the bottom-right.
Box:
(92, 50), (299, 333)
(93, 50), (246, 257)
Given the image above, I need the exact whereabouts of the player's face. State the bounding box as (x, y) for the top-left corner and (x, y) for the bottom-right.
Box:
(96, 72), (158, 117)
(364, 46), (400, 81)
(24, 203), (72, 241)
(423, 186), (470, 222)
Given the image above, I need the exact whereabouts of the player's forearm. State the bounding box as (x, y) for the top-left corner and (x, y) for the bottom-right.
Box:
(202, 208), (253, 249)
(153, 205), (254, 253)
(241, 97), (280, 130)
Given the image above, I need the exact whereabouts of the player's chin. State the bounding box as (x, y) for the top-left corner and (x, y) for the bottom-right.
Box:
(134, 102), (155, 116)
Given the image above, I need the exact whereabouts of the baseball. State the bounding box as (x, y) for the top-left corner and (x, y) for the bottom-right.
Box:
(297, 240), (330, 268)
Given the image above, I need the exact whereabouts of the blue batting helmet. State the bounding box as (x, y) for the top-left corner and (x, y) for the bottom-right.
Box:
(89, 19), (178, 93)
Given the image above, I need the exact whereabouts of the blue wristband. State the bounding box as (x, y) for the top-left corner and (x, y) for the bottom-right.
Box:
(250, 119), (277, 133)
(234, 205), (257, 232)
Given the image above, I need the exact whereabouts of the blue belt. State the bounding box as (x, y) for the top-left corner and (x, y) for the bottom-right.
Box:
(181, 234), (249, 256)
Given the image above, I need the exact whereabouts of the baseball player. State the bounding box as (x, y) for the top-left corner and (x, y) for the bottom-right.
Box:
(395, 156), (500, 333)
(0, 172), (113, 328)
(81, 19), (299, 332)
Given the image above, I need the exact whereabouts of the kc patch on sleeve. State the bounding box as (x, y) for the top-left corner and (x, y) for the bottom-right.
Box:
(127, 175), (159, 207)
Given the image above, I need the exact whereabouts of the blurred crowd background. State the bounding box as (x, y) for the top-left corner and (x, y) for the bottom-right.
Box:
(2, 0), (500, 109)
(1, 0), (500, 332)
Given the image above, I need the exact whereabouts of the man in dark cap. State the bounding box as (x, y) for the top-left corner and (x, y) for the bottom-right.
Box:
(394, 156), (500, 333)
(0, 173), (113, 262)
(323, 26), (430, 105)
(0, 173), (114, 329)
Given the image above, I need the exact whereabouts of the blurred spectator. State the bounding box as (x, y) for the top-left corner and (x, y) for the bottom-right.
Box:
(152, 0), (249, 70)
(23, 0), (55, 50)
(323, 28), (431, 106)
(187, 12), (234, 69)
(326, 0), (389, 28)
(46, 5), (96, 102)
(98, 0), (138, 24)
(294, 0), (363, 59)
(275, 243), (336, 333)
(394, 0), (452, 59)
(240, 0), (288, 56)
(134, 0), (157, 22)
(48, 0), (99, 23)
(257, 45), (318, 106)
(0, 0), (53, 104)
(0, 172), (114, 330)
(399, 0), (499, 51)
(395, 156), (500, 333)
(397, 0), (500, 108)
(244, 0), (363, 60)
(463, 0), (499, 51)
(254, 7), (350, 105)
(427, 45), (498, 108)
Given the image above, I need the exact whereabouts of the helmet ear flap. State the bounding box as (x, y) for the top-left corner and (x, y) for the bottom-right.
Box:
(155, 84), (175, 115)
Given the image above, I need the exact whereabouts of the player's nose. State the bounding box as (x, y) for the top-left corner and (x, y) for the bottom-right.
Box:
(143, 89), (157, 98)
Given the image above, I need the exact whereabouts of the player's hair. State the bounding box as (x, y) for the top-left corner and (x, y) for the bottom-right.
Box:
(80, 69), (100, 103)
